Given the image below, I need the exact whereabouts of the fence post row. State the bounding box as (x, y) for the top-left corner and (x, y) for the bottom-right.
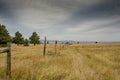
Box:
(0, 43), (11, 80)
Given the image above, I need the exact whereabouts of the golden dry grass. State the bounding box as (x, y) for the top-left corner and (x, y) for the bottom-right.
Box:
(0, 43), (120, 80)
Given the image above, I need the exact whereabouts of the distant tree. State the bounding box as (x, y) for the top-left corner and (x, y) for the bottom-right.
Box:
(95, 41), (98, 44)
(47, 41), (49, 44)
(23, 39), (29, 46)
(77, 42), (79, 44)
(0, 24), (11, 44)
(65, 42), (69, 44)
(29, 32), (40, 45)
(13, 31), (24, 45)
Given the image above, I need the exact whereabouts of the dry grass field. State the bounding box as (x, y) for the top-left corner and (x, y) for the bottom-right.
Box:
(0, 43), (120, 80)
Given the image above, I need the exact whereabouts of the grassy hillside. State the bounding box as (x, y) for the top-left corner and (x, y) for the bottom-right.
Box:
(0, 44), (120, 80)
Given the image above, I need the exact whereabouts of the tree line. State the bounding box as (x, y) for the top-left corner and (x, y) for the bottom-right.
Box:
(0, 24), (40, 46)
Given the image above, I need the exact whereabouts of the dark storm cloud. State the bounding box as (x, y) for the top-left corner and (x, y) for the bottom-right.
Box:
(49, 0), (120, 35)
(74, 0), (120, 18)
(56, 0), (120, 27)
(0, 0), (15, 19)
(0, 0), (120, 41)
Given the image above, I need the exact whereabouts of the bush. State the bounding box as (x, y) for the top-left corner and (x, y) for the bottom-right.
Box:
(23, 39), (29, 46)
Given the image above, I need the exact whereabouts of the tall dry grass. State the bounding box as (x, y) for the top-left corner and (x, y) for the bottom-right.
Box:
(0, 43), (120, 80)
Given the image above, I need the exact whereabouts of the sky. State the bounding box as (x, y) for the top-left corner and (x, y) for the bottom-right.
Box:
(0, 0), (120, 41)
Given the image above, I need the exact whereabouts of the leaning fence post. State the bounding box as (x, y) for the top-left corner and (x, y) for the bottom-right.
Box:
(6, 43), (11, 80)
(43, 36), (46, 57)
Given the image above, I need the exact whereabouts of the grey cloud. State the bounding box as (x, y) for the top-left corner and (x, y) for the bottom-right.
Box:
(49, 0), (120, 33)
(0, 0), (120, 41)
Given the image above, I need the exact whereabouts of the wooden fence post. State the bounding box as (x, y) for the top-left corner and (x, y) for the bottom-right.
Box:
(60, 43), (61, 50)
(7, 43), (11, 80)
(43, 36), (46, 57)
(55, 40), (57, 55)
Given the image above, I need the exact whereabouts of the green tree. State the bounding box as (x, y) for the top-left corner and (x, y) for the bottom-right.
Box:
(29, 32), (40, 45)
(23, 39), (29, 46)
(13, 31), (24, 45)
(0, 24), (11, 44)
